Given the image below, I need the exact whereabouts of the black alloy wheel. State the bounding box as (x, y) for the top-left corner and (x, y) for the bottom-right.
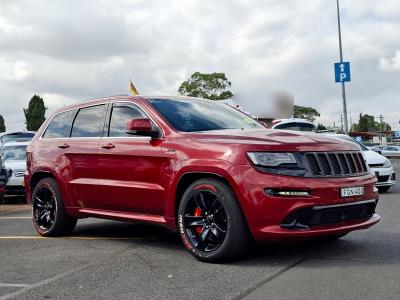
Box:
(183, 189), (228, 252)
(32, 178), (77, 236)
(178, 178), (250, 262)
(33, 185), (57, 231)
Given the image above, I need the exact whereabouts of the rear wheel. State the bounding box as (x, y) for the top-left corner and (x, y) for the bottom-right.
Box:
(32, 178), (77, 236)
(0, 192), (4, 205)
(178, 178), (250, 262)
(377, 186), (390, 193)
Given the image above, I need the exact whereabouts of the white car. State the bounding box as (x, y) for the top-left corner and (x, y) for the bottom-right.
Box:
(364, 148), (396, 192)
(271, 118), (316, 132)
(322, 134), (395, 192)
(0, 141), (29, 197)
(381, 146), (400, 158)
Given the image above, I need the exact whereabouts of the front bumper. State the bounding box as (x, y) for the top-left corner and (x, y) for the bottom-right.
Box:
(370, 166), (396, 187)
(232, 165), (379, 241)
(6, 174), (26, 196)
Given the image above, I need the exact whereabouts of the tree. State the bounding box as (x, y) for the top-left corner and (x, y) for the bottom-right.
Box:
(0, 115), (5, 132)
(353, 113), (391, 132)
(316, 123), (327, 131)
(24, 95), (47, 131)
(293, 105), (320, 122)
(178, 72), (233, 100)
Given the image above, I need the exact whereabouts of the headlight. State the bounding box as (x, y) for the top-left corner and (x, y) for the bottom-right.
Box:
(247, 152), (306, 176)
(247, 152), (296, 166)
(383, 159), (392, 168)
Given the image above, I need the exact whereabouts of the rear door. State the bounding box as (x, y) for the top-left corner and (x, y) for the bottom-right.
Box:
(95, 101), (167, 215)
(64, 103), (108, 208)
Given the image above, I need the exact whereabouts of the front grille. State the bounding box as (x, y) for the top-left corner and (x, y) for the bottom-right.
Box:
(304, 152), (368, 177)
(377, 175), (390, 183)
(281, 200), (376, 229)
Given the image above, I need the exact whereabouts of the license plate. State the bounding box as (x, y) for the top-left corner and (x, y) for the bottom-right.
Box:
(341, 187), (364, 198)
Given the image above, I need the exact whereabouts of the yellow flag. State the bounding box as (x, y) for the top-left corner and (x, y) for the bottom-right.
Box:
(129, 80), (139, 96)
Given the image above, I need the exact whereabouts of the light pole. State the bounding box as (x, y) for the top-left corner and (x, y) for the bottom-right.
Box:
(336, 0), (349, 134)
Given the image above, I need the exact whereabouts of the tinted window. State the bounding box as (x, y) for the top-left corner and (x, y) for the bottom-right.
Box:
(149, 99), (263, 132)
(109, 105), (144, 137)
(71, 105), (107, 137)
(274, 122), (316, 132)
(43, 110), (76, 138)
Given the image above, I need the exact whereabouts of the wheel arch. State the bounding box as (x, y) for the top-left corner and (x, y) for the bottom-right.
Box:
(30, 171), (55, 190)
(169, 171), (250, 231)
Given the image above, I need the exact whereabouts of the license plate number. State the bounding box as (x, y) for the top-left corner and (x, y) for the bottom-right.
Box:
(341, 187), (364, 198)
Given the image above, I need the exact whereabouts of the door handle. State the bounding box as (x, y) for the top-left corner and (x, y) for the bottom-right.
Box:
(58, 143), (70, 149)
(101, 143), (115, 149)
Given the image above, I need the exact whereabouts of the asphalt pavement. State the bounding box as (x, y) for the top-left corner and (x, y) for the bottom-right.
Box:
(1, 161), (400, 299)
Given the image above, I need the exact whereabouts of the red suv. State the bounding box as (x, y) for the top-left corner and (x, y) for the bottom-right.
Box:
(25, 96), (380, 262)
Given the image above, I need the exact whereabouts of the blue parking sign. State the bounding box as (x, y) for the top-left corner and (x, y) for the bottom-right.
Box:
(334, 62), (351, 83)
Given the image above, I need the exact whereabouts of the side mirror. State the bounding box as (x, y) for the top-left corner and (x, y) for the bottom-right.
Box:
(126, 118), (160, 138)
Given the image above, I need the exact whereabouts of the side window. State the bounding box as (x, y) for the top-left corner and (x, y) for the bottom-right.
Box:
(71, 105), (107, 138)
(43, 110), (76, 138)
(109, 105), (144, 137)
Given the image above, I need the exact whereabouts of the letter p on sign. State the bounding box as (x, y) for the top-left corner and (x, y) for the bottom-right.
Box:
(334, 62), (351, 83)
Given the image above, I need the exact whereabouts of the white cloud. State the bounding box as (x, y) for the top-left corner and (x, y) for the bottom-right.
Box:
(0, 57), (32, 81)
(379, 51), (400, 71)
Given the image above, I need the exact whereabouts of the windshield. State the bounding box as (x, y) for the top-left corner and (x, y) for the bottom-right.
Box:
(1, 133), (34, 144)
(148, 99), (264, 132)
(1, 145), (27, 161)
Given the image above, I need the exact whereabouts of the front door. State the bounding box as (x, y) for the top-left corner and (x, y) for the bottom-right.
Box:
(96, 102), (167, 215)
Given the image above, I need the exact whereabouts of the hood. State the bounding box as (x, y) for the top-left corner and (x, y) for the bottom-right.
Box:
(190, 129), (360, 151)
(4, 160), (27, 171)
(363, 150), (387, 165)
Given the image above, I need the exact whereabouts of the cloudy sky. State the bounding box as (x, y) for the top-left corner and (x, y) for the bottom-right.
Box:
(0, 0), (399, 131)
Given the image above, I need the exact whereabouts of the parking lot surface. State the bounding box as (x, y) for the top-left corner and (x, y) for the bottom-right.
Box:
(1, 161), (400, 299)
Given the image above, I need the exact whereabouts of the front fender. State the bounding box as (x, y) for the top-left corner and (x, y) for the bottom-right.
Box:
(163, 159), (246, 229)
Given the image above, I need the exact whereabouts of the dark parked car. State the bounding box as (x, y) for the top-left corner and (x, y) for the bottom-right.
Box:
(0, 156), (8, 204)
(25, 96), (380, 262)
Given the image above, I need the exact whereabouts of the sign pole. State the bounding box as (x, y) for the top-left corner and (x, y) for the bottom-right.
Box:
(336, 0), (349, 134)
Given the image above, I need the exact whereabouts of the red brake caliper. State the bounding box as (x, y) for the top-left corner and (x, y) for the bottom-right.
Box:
(194, 207), (203, 234)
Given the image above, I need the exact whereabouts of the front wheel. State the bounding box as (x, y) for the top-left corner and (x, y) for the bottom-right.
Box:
(178, 178), (250, 262)
(32, 178), (77, 236)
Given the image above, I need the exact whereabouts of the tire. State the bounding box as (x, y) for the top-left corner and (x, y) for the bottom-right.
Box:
(377, 186), (390, 193)
(32, 178), (77, 236)
(178, 178), (250, 262)
(0, 192), (4, 205)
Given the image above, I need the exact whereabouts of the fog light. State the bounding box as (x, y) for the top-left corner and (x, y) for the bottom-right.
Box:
(265, 189), (310, 197)
(373, 186), (378, 193)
